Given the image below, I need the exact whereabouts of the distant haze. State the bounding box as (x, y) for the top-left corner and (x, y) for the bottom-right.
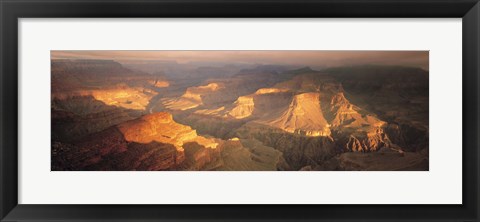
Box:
(51, 50), (429, 70)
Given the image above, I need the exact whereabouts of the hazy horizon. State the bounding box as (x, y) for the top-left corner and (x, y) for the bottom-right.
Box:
(51, 50), (429, 70)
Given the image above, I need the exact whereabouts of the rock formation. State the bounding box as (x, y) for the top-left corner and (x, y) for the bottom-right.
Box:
(52, 112), (219, 170)
(51, 62), (429, 171)
(162, 83), (225, 110)
(260, 92), (331, 137)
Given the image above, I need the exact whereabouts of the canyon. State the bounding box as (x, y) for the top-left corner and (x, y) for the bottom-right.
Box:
(52, 60), (428, 171)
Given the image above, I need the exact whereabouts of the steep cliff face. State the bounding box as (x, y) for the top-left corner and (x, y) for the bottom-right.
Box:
(342, 128), (391, 152)
(117, 112), (218, 150)
(51, 96), (144, 142)
(323, 65), (429, 153)
(319, 91), (390, 152)
(52, 112), (218, 170)
(235, 122), (336, 170)
(260, 92), (331, 137)
(325, 92), (364, 127)
(228, 95), (255, 119)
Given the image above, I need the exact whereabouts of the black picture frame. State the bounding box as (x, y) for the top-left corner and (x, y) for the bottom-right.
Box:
(1, 0), (479, 221)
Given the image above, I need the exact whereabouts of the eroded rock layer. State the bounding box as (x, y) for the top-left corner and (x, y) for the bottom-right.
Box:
(52, 61), (429, 171)
(52, 112), (218, 170)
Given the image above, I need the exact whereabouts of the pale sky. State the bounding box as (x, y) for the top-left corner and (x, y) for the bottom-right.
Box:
(51, 50), (429, 70)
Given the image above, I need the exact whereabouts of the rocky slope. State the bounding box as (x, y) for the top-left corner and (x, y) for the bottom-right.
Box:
(245, 72), (389, 146)
(170, 67), (424, 170)
(259, 92), (332, 137)
(235, 122), (336, 170)
(52, 112), (289, 171)
(323, 65), (429, 152)
(161, 82), (225, 110)
(191, 87), (292, 120)
(52, 59), (169, 111)
(211, 138), (290, 171)
(159, 66), (298, 112)
(51, 96), (144, 142)
(51, 59), (171, 141)
(52, 63), (429, 171)
(52, 112), (218, 170)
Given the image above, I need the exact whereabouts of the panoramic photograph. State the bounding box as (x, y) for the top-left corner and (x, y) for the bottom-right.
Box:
(51, 50), (429, 171)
